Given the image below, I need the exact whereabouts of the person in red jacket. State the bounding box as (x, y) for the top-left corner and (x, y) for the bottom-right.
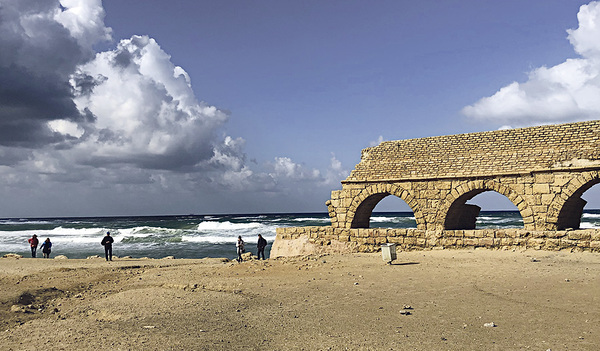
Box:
(28, 234), (39, 258)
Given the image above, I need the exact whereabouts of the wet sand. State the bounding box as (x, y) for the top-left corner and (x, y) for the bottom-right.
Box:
(1, 249), (599, 350)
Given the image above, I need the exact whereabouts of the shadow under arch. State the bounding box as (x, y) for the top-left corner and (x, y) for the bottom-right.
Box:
(348, 184), (424, 229)
(437, 180), (533, 230)
(550, 171), (600, 230)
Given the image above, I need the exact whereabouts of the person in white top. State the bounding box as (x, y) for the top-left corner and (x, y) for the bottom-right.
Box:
(236, 236), (245, 263)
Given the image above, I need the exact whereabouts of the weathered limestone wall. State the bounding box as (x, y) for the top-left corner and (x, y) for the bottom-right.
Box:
(328, 170), (600, 231)
(346, 120), (600, 182)
(327, 120), (600, 231)
(272, 227), (600, 257)
(275, 120), (600, 257)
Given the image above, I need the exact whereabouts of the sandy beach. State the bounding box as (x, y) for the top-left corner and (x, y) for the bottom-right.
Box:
(1, 249), (599, 350)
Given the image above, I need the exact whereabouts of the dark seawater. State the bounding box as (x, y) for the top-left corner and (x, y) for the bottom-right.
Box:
(2, 210), (599, 259)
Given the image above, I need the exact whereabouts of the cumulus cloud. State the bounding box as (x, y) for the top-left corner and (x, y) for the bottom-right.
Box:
(0, 0), (347, 215)
(0, 0), (108, 147)
(270, 157), (321, 180)
(70, 34), (231, 170)
(324, 153), (349, 185)
(462, 1), (600, 127)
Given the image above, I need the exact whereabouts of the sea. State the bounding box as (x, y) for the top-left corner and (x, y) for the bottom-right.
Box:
(2, 210), (600, 260)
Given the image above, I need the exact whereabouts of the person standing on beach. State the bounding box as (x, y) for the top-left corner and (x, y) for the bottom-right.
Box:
(236, 236), (245, 263)
(28, 234), (39, 258)
(101, 231), (114, 261)
(40, 238), (52, 258)
(257, 234), (267, 260)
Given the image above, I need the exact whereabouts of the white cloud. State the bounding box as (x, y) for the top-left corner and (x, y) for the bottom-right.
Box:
(270, 157), (321, 180)
(462, 1), (600, 127)
(369, 135), (385, 147)
(69, 35), (230, 170)
(324, 153), (349, 185)
(54, 0), (111, 47)
(47, 119), (84, 138)
(0, 0), (348, 215)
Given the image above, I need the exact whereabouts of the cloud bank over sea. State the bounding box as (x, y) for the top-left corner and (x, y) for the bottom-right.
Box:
(463, 1), (600, 128)
(0, 0), (347, 216)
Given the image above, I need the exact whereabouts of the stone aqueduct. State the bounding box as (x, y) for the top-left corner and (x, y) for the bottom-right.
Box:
(273, 120), (600, 256)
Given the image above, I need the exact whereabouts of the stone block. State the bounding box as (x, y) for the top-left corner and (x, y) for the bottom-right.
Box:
(387, 236), (404, 244)
(541, 193), (555, 205)
(590, 230), (600, 241)
(375, 237), (387, 244)
(479, 237), (494, 247)
(568, 230), (591, 241)
(464, 238), (478, 247)
(560, 239), (578, 248)
(464, 230), (476, 238)
(404, 237), (417, 246)
(535, 173), (554, 183)
(545, 238), (560, 249)
(441, 238), (458, 246)
(527, 238), (545, 249)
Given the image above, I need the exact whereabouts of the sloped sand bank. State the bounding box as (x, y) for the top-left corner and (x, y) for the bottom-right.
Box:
(1, 249), (599, 350)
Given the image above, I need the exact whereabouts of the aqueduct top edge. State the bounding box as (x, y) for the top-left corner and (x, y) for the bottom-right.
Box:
(346, 120), (600, 182)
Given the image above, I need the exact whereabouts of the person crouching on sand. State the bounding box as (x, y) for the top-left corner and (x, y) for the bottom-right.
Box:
(28, 234), (39, 258)
(101, 231), (114, 261)
(40, 238), (52, 258)
(236, 236), (245, 263)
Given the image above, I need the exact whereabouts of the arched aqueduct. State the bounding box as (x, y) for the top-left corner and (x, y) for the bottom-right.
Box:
(274, 120), (600, 255)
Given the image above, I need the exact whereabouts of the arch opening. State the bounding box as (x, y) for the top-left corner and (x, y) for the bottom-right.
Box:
(369, 194), (417, 229)
(445, 190), (523, 230)
(558, 179), (600, 230)
(351, 193), (389, 228)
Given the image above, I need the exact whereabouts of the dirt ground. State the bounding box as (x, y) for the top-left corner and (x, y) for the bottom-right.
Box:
(0, 249), (599, 350)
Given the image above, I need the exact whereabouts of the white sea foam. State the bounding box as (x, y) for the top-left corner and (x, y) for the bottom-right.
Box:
(582, 213), (600, 219)
(182, 233), (276, 244)
(580, 222), (600, 229)
(292, 217), (331, 222)
(370, 216), (416, 222)
(197, 221), (265, 231)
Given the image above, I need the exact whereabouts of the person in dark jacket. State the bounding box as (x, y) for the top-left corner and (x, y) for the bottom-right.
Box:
(101, 231), (114, 261)
(40, 238), (52, 258)
(257, 234), (267, 260)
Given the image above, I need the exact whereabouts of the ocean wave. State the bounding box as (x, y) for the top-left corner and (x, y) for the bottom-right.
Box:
(182, 233), (277, 244)
(0, 219), (55, 225)
(579, 222), (600, 229)
(370, 216), (416, 222)
(292, 217), (331, 222)
(197, 221), (266, 231)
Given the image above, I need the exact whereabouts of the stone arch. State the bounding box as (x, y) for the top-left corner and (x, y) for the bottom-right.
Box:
(347, 183), (425, 230)
(548, 171), (600, 230)
(435, 179), (534, 230)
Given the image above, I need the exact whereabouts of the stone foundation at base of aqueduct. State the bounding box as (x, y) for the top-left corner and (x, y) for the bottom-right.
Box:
(272, 120), (600, 256)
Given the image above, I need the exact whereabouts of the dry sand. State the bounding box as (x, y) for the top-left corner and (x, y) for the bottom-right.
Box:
(0, 249), (599, 350)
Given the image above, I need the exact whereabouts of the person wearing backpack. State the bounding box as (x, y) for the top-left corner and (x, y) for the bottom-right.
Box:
(101, 232), (114, 261)
(40, 238), (52, 258)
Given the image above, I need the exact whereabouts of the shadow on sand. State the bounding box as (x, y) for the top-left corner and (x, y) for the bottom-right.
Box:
(388, 261), (419, 266)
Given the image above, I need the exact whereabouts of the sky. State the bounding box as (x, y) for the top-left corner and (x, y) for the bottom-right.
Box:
(0, 0), (599, 217)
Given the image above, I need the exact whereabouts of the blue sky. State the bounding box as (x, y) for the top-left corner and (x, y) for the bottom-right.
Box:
(0, 0), (599, 216)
